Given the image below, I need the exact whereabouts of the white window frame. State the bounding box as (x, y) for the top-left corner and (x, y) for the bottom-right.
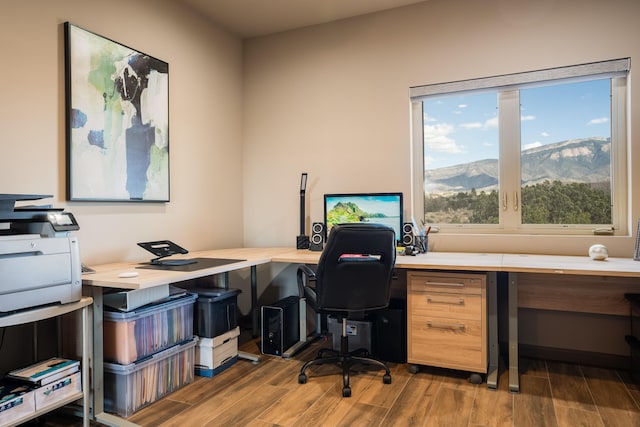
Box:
(410, 59), (630, 236)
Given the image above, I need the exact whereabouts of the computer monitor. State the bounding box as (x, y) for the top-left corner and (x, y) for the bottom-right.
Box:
(324, 192), (403, 244)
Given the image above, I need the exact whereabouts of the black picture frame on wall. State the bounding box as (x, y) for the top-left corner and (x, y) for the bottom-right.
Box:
(64, 22), (170, 202)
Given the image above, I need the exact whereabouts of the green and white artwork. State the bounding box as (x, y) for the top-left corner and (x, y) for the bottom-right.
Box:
(65, 22), (169, 201)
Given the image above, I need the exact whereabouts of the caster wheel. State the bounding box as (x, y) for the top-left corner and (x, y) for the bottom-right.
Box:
(298, 374), (307, 384)
(383, 374), (392, 384)
(408, 364), (420, 374)
(342, 387), (352, 397)
(468, 373), (483, 384)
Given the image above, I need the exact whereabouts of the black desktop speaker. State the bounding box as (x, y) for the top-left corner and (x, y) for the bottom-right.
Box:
(261, 296), (300, 356)
(310, 222), (324, 251)
(402, 222), (415, 246)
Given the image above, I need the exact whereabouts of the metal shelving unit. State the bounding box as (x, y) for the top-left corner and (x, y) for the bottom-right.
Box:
(0, 297), (92, 427)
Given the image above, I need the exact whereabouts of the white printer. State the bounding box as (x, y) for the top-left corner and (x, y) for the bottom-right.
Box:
(0, 194), (82, 314)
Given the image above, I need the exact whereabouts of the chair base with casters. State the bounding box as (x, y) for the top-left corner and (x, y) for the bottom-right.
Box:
(297, 316), (392, 397)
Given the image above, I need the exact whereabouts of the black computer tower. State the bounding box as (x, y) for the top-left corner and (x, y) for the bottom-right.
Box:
(373, 298), (407, 363)
(261, 296), (300, 356)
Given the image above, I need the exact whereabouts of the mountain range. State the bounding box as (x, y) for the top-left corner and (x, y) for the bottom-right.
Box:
(425, 137), (610, 194)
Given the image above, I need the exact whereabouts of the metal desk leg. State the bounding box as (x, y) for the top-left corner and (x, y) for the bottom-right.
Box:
(238, 265), (261, 363)
(219, 272), (229, 289)
(91, 287), (140, 426)
(82, 303), (90, 427)
(251, 265), (258, 337)
(508, 272), (520, 392)
(89, 286), (104, 421)
(486, 271), (499, 389)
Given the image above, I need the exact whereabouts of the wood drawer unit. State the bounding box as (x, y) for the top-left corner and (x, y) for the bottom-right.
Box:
(407, 271), (487, 373)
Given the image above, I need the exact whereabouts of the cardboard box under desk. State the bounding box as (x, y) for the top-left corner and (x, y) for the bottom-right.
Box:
(195, 327), (239, 377)
(0, 383), (35, 426)
(34, 372), (81, 411)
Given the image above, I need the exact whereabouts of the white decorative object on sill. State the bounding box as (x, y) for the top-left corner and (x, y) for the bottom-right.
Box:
(589, 244), (608, 260)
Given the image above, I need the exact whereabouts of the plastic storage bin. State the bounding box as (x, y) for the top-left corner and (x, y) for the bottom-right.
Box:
(194, 288), (240, 338)
(103, 337), (197, 418)
(103, 293), (197, 364)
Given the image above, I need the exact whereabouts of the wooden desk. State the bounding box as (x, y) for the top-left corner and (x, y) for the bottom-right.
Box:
(274, 249), (640, 392)
(273, 249), (502, 389)
(85, 247), (640, 423)
(501, 254), (640, 392)
(83, 247), (290, 427)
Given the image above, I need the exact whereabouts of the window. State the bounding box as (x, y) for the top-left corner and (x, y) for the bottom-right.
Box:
(410, 59), (629, 235)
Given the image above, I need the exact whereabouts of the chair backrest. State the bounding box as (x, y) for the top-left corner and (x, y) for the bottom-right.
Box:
(314, 223), (396, 313)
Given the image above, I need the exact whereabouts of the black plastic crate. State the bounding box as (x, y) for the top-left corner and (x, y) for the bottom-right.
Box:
(194, 288), (241, 338)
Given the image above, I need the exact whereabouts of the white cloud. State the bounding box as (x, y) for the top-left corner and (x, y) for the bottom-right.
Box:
(521, 115), (536, 121)
(541, 131), (550, 137)
(424, 123), (463, 153)
(458, 104), (468, 109)
(460, 116), (498, 131)
(588, 117), (609, 125)
(423, 112), (437, 122)
(484, 116), (499, 129)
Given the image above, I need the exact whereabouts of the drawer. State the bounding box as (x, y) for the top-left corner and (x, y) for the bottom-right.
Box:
(408, 315), (486, 372)
(409, 292), (482, 320)
(408, 272), (484, 295)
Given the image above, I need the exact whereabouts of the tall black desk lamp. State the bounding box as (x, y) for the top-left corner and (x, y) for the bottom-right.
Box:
(296, 173), (310, 249)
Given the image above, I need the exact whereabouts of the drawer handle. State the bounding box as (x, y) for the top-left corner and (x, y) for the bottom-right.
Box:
(427, 297), (464, 305)
(427, 321), (465, 330)
(424, 281), (465, 287)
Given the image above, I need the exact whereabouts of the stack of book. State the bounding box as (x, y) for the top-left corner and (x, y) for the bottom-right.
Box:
(7, 358), (79, 387)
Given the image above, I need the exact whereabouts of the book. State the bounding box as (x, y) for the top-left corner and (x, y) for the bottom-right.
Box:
(7, 358), (80, 386)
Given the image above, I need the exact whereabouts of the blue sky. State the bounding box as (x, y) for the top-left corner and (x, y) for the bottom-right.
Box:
(423, 79), (611, 169)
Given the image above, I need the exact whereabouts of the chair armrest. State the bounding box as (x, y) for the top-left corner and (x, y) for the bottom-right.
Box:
(297, 264), (316, 295)
(297, 264), (319, 312)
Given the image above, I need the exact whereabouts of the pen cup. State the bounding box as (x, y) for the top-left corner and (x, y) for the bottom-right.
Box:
(415, 235), (428, 254)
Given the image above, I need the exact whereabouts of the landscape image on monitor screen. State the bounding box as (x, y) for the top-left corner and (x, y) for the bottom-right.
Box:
(324, 193), (403, 240)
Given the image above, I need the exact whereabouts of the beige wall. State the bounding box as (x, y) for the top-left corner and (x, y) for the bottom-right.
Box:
(0, 0), (243, 264)
(3, 0), (638, 262)
(242, 0), (640, 257)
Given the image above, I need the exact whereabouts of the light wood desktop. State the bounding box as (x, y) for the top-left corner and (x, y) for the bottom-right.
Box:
(84, 247), (640, 425)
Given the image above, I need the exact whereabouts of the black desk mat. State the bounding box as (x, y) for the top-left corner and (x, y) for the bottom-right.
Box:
(136, 257), (245, 272)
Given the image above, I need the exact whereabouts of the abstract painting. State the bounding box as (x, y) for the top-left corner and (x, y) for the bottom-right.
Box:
(65, 22), (169, 201)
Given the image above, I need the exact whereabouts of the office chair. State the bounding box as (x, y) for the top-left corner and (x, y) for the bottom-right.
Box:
(297, 223), (396, 397)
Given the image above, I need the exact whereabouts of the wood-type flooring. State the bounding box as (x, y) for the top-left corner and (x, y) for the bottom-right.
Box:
(26, 334), (640, 427)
